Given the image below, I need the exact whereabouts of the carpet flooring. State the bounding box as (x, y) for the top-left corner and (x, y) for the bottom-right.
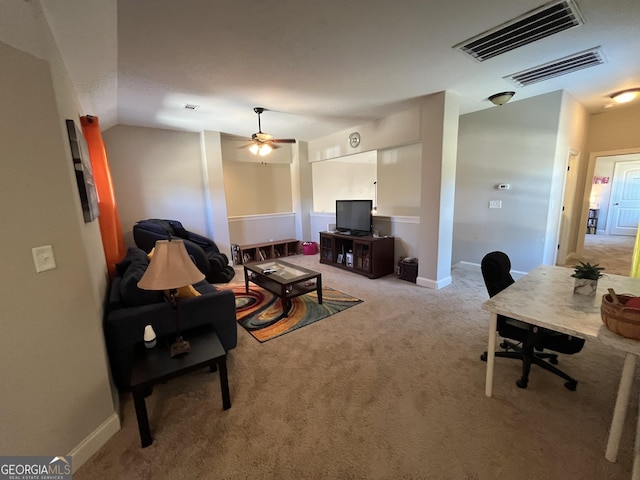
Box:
(568, 233), (635, 276)
(231, 282), (362, 342)
(75, 236), (638, 480)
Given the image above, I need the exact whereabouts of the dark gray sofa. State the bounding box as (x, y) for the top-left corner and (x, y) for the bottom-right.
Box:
(104, 247), (237, 390)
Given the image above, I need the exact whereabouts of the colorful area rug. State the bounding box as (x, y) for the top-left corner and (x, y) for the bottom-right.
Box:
(229, 282), (362, 342)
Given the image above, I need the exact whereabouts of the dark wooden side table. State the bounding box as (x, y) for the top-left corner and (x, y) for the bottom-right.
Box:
(129, 327), (231, 447)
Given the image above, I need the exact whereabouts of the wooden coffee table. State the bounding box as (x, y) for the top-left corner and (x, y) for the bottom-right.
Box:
(129, 326), (231, 447)
(243, 259), (322, 317)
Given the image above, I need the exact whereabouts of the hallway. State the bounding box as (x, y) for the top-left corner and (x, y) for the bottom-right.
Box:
(567, 234), (635, 276)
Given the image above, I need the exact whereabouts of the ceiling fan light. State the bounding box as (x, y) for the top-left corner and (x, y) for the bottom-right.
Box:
(488, 91), (515, 106)
(259, 144), (272, 156)
(249, 143), (260, 155)
(611, 89), (640, 104)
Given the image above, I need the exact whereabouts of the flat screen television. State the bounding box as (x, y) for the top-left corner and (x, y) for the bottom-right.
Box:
(335, 199), (373, 236)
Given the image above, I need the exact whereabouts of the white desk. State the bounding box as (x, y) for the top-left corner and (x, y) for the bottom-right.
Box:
(482, 265), (640, 476)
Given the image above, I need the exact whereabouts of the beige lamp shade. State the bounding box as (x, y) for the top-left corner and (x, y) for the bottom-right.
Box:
(137, 239), (205, 290)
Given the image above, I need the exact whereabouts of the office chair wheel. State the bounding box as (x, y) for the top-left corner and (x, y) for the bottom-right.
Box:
(516, 378), (528, 389)
(501, 340), (521, 350)
(480, 353), (487, 362)
(564, 381), (577, 391)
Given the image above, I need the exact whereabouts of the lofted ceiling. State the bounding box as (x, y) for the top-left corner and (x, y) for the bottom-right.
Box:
(41, 0), (640, 142)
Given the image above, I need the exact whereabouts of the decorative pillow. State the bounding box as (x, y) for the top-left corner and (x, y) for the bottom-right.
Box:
(118, 248), (164, 307)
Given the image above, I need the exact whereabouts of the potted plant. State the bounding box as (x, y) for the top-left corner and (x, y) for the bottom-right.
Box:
(571, 261), (604, 296)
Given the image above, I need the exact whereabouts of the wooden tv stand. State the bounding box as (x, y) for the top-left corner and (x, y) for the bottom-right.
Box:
(319, 231), (394, 279)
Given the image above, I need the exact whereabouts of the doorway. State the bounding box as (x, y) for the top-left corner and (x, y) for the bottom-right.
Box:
(589, 154), (640, 236)
(607, 160), (640, 236)
(557, 150), (579, 264)
(577, 152), (640, 274)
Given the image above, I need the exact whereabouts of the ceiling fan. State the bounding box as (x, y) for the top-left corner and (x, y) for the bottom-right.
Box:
(247, 107), (296, 156)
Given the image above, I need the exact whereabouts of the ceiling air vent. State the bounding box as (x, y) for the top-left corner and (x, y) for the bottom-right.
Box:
(454, 0), (584, 62)
(505, 47), (605, 86)
(183, 103), (200, 111)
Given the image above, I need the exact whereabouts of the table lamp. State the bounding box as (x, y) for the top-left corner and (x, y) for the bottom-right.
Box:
(137, 238), (205, 357)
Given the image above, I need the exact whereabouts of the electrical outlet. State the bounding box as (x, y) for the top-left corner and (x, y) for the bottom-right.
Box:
(32, 245), (56, 273)
(489, 200), (502, 209)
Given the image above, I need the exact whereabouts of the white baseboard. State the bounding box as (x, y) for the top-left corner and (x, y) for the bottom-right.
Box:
(456, 261), (481, 271)
(416, 275), (452, 289)
(69, 412), (120, 472)
(453, 261), (527, 279)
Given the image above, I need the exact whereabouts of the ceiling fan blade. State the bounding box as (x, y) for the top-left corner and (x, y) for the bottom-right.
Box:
(272, 138), (296, 144)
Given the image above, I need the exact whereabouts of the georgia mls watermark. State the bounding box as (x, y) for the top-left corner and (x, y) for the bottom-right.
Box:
(0, 456), (72, 480)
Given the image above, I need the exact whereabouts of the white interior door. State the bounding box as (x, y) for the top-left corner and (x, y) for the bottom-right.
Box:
(608, 161), (640, 236)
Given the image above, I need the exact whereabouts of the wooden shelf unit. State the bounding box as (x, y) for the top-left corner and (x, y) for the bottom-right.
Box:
(237, 239), (300, 264)
(586, 208), (599, 234)
(319, 231), (394, 279)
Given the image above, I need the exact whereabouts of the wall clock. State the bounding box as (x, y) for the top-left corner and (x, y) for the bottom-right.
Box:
(349, 132), (361, 148)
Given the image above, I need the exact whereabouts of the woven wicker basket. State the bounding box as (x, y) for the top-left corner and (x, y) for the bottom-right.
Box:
(601, 293), (640, 340)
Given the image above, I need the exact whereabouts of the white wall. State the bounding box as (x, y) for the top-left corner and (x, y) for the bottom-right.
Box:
(201, 130), (232, 258)
(586, 103), (640, 153)
(453, 91), (564, 272)
(228, 213), (297, 247)
(222, 161), (293, 216)
(308, 107), (421, 162)
(312, 151), (377, 212)
(0, 1), (117, 468)
(103, 125), (209, 244)
(311, 142), (421, 217)
(378, 143), (422, 216)
(417, 92), (458, 288)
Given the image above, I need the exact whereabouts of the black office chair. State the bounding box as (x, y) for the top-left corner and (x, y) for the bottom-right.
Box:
(480, 251), (585, 391)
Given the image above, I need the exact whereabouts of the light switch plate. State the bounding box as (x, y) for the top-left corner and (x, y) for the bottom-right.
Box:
(489, 200), (502, 209)
(32, 245), (56, 273)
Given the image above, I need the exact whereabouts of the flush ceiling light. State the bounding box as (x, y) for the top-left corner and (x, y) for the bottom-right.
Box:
(488, 91), (515, 106)
(611, 88), (640, 104)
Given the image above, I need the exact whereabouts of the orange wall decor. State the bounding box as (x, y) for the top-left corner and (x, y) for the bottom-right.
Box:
(81, 115), (126, 278)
